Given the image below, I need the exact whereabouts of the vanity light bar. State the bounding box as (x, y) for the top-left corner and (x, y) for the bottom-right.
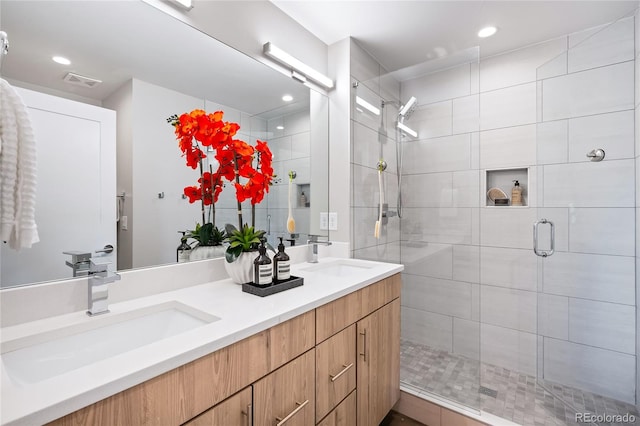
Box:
(397, 122), (418, 138)
(355, 96), (380, 116)
(263, 42), (334, 89)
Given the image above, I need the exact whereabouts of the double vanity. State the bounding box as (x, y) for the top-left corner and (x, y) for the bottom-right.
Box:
(1, 254), (403, 426)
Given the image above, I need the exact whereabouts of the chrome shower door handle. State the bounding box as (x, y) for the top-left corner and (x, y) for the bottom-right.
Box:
(533, 219), (555, 257)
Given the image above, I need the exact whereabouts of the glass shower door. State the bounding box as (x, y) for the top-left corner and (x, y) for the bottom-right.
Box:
(535, 12), (638, 423)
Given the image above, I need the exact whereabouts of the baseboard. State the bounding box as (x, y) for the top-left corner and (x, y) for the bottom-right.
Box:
(395, 386), (521, 426)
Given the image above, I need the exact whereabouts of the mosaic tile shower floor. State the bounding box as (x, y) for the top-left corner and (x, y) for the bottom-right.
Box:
(400, 340), (639, 426)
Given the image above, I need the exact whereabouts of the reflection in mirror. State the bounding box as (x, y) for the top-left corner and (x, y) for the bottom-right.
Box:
(0, 0), (328, 288)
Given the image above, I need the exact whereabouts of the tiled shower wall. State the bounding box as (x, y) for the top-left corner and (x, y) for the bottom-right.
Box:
(350, 39), (402, 264)
(534, 17), (635, 404)
(352, 17), (637, 404)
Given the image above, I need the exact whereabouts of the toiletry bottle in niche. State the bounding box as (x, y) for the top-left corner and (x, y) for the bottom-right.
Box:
(511, 180), (523, 206)
(177, 231), (191, 263)
(273, 237), (291, 281)
(300, 191), (307, 207)
(253, 240), (273, 287)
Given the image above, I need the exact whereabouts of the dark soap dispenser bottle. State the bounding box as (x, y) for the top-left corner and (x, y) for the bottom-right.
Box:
(177, 231), (191, 263)
(253, 239), (273, 287)
(273, 237), (291, 282)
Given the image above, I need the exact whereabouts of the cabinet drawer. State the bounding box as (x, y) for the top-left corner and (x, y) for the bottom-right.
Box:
(316, 324), (356, 422)
(316, 273), (401, 343)
(184, 387), (252, 426)
(317, 391), (356, 426)
(253, 349), (315, 426)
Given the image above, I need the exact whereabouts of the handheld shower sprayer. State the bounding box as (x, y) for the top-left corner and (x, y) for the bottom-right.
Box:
(398, 96), (417, 120)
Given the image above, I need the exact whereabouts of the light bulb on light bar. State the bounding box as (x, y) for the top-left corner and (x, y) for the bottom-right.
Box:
(263, 42), (334, 89)
(397, 122), (418, 138)
(355, 96), (380, 116)
(399, 96), (417, 117)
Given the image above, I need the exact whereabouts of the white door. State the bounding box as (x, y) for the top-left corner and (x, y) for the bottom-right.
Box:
(1, 88), (116, 287)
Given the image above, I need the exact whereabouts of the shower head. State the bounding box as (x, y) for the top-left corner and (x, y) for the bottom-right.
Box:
(398, 96), (417, 119)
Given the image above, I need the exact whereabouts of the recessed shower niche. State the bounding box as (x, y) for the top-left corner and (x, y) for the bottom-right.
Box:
(485, 167), (528, 207)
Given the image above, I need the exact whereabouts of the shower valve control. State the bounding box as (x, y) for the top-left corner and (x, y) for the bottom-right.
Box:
(378, 203), (397, 225)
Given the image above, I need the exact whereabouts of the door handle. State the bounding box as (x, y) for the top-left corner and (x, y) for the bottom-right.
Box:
(533, 219), (554, 257)
(242, 403), (252, 426)
(95, 244), (114, 254)
(359, 330), (367, 362)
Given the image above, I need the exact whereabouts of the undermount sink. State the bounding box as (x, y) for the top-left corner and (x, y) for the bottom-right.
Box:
(301, 259), (375, 277)
(1, 301), (219, 385)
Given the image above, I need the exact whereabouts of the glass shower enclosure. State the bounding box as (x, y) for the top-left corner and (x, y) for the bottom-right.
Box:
(352, 9), (639, 425)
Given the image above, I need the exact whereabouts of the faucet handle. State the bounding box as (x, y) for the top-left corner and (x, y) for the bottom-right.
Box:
(307, 234), (331, 245)
(307, 234), (327, 243)
(89, 259), (111, 274)
(63, 250), (92, 264)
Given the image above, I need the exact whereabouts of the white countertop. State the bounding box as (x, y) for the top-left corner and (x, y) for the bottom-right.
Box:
(0, 257), (403, 426)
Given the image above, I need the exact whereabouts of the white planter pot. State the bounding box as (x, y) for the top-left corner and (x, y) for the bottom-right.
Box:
(188, 245), (226, 261)
(224, 251), (257, 284)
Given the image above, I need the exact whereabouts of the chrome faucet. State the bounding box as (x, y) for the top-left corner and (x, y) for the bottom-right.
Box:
(306, 235), (332, 263)
(87, 260), (120, 316)
(63, 250), (92, 277)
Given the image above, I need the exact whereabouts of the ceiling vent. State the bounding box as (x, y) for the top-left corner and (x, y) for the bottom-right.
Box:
(63, 72), (102, 88)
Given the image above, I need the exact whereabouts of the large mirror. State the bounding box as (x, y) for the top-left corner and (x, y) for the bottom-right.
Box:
(0, 0), (329, 288)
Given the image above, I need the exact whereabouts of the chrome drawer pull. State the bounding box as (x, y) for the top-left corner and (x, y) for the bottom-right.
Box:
(330, 363), (354, 382)
(276, 400), (309, 425)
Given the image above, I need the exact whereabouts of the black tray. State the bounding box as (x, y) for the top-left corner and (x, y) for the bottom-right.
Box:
(242, 275), (304, 297)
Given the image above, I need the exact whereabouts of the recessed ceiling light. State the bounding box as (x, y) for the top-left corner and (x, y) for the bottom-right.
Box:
(282, 95), (293, 102)
(478, 26), (498, 38)
(276, 125), (284, 130)
(52, 56), (71, 65)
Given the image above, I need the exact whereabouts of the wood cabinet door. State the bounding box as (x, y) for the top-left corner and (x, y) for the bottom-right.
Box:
(356, 299), (401, 426)
(317, 391), (356, 426)
(184, 387), (252, 426)
(253, 349), (315, 426)
(316, 324), (356, 422)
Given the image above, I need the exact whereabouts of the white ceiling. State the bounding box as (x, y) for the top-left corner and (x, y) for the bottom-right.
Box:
(272, 0), (638, 72)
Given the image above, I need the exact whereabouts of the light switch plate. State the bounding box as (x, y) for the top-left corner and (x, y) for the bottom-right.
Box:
(320, 212), (329, 230)
(328, 212), (338, 230)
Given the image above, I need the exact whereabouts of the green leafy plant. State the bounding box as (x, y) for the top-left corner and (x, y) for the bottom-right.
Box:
(187, 223), (227, 247)
(224, 224), (265, 262)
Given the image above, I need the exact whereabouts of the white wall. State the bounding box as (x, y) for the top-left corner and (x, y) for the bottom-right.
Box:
(328, 39), (352, 244)
(105, 79), (205, 269)
(131, 79), (205, 268)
